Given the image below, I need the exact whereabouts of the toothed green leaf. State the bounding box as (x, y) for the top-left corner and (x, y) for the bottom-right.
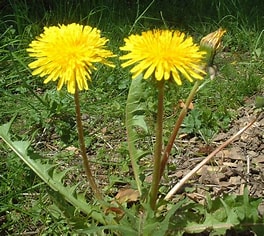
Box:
(0, 121), (106, 224)
(126, 74), (150, 194)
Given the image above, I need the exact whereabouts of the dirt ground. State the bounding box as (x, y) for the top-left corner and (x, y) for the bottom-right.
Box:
(168, 94), (264, 217)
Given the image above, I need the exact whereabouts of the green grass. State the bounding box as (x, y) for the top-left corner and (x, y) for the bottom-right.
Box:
(0, 0), (263, 234)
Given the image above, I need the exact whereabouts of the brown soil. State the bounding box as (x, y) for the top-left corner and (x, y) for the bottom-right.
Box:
(167, 94), (264, 216)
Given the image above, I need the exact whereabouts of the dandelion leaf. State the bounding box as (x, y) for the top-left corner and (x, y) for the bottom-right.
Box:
(126, 74), (150, 194)
(0, 120), (105, 224)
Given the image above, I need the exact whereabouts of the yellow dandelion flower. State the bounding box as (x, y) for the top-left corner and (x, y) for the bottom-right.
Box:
(27, 23), (114, 94)
(120, 30), (206, 85)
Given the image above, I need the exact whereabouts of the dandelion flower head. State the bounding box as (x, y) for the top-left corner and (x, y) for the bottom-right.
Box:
(200, 27), (226, 51)
(120, 29), (206, 85)
(199, 28), (226, 66)
(27, 23), (114, 94)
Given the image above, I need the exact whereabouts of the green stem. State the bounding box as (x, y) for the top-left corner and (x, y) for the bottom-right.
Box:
(159, 81), (201, 180)
(74, 88), (102, 201)
(149, 80), (165, 210)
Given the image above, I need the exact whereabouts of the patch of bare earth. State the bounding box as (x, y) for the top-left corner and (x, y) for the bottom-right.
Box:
(168, 94), (264, 216)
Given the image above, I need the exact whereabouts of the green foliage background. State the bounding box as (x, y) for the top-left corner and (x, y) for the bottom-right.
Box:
(0, 0), (263, 234)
